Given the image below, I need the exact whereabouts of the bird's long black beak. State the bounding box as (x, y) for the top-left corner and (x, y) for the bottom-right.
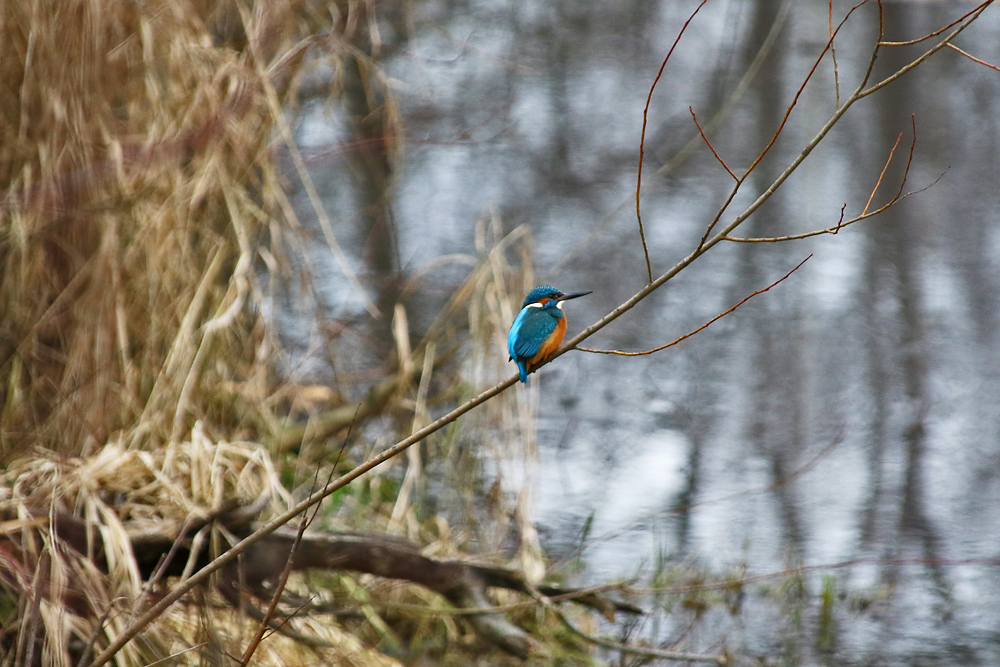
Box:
(556, 291), (592, 301)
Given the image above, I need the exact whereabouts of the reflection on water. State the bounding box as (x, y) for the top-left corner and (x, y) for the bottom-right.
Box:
(292, 1), (1000, 663)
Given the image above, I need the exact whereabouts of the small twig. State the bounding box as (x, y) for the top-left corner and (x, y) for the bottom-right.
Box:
(131, 515), (197, 620)
(832, 203), (848, 234)
(73, 603), (117, 667)
(578, 255), (811, 357)
(861, 131), (902, 217)
(877, 1), (991, 46)
(637, 0), (709, 283)
(946, 43), (1000, 73)
(523, 583), (727, 665)
(727, 116), (926, 243)
(829, 0), (840, 105)
(237, 509), (310, 664)
(690, 107), (737, 181)
(860, 1), (994, 99)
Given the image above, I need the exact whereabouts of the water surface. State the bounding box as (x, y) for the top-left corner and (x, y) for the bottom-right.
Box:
(291, 1), (1000, 663)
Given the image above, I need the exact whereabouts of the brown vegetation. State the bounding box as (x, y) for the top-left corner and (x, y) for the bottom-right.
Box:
(0, 2), (571, 664)
(0, 0), (326, 458)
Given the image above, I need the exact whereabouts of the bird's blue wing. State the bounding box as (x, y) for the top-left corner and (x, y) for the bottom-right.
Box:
(508, 308), (559, 361)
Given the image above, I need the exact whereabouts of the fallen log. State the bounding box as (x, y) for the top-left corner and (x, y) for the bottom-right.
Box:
(5, 503), (640, 660)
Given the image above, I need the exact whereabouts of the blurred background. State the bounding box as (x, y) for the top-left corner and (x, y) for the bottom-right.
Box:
(282, 0), (1000, 664)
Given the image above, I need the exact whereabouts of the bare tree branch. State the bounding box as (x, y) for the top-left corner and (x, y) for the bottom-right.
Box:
(860, 0), (994, 98)
(946, 43), (1000, 73)
(637, 0), (709, 284)
(578, 255), (811, 357)
(690, 106), (738, 182)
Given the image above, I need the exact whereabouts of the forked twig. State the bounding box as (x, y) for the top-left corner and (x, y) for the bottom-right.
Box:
(690, 107), (737, 181)
(578, 255), (811, 357)
(696, 0), (872, 251)
(877, 1), (991, 46)
(860, 1), (994, 98)
(637, 0), (710, 283)
(726, 115), (922, 243)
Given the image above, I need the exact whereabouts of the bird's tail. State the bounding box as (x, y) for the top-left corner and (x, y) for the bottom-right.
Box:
(517, 361), (528, 384)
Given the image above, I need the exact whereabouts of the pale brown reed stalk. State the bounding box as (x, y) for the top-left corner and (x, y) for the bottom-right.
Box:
(0, 0), (345, 459)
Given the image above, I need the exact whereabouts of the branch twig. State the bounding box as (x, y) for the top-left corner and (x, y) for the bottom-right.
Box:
(578, 255), (811, 357)
(946, 43), (1000, 72)
(726, 116), (930, 243)
(690, 106), (737, 181)
(524, 582), (728, 665)
(636, 0), (709, 283)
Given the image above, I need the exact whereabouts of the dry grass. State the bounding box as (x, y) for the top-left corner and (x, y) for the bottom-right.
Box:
(0, 433), (410, 666)
(0, 1), (408, 661)
(0, 1), (558, 663)
(0, 0), (336, 460)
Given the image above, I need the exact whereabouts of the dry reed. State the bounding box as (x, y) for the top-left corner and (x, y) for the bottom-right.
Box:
(0, 0), (337, 460)
(0, 432), (409, 666)
(0, 1), (560, 663)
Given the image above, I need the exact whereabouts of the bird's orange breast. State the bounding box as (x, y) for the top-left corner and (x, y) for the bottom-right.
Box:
(527, 316), (566, 371)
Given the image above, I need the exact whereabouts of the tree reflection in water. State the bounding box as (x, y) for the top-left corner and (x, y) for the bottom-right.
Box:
(289, 1), (1000, 663)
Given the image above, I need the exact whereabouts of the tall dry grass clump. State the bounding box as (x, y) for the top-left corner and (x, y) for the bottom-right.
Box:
(0, 0), (334, 459)
(0, 433), (405, 667)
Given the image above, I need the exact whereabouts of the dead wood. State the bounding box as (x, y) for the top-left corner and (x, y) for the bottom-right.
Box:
(6, 502), (639, 659)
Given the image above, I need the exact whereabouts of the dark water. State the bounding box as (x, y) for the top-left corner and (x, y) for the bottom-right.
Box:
(288, 1), (1000, 663)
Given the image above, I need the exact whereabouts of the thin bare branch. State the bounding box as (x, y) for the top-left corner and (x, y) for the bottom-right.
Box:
(644, 556), (1000, 597)
(237, 508), (310, 664)
(690, 106), (737, 181)
(722, 180), (935, 242)
(578, 255), (810, 356)
(877, 1), (992, 46)
(829, 0), (841, 105)
(947, 42), (1000, 73)
(861, 132), (902, 216)
(860, 1), (994, 98)
(524, 583), (727, 665)
(727, 115), (926, 243)
(637, 0), (709, 283)
(696, 0), (873, 250)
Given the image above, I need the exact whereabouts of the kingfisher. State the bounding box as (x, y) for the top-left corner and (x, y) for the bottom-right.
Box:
(507, 286), (592, 383)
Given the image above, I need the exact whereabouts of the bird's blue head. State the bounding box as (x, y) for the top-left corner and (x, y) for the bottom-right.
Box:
(520, 286), (592, 309)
